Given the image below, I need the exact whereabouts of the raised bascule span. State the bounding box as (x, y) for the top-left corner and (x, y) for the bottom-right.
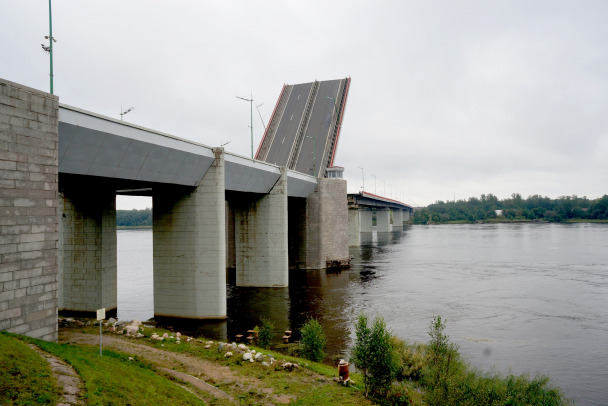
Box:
(255, 77), (351, 178)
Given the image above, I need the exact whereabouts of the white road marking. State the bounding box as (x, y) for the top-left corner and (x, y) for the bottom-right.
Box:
(297, 94), (300, 100)
(290, 114), (293, 120)
(282, 137), (285, 144)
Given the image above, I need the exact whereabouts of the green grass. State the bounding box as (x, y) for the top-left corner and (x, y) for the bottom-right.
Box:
(12, 333), (207, 406)
(0, 333), (60, 405)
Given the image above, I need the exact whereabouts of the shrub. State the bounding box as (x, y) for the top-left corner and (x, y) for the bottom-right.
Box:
(352, 314), (398, 399)
(256, 317), (274, 349)
(300, 318), (326, 362)
(391, 336), (426, 381)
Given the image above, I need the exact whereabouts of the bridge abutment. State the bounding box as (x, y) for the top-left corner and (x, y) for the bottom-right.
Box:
(377, 208), (391, 232)
(152, 148), (227, 319)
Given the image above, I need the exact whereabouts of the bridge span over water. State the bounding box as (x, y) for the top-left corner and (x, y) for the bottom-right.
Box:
(348, 191), (414, 246)
(0, 78), (350, 341)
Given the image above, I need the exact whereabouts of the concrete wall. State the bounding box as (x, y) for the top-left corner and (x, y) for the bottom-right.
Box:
(296, 178), (349, 269)
(0, 78), (59, 341)
(153, 148), (227, 319)
(377, 208), (391, 232)
(348, 206), (361, 246)
(235, 168), (289, 286)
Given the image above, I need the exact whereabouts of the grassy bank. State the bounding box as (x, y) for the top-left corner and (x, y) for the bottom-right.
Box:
(1, 317), (572, 405)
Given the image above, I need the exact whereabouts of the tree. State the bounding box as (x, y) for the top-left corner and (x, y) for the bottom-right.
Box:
(424, 316), (461, 405)
(352, 314), (397, 399)
(300, 318), (326, 362)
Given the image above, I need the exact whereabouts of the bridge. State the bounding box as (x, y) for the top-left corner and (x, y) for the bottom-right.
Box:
(1, 77), (414, 343)
(255, 78), (350, 177)
(348, 191), (414, 246)
(0, 78), (350, 341)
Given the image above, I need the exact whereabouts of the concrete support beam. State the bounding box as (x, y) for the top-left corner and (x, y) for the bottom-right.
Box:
(360, 209), (373, 232)
(392, 210), (403, 231)
(153, 148), (226, 319)
(296, 178), (349, 269)
(377, 209), (391, 232)
(235, 168), (288, 287)
(348, 206), (361, 246)
(59, 178), (117, 314)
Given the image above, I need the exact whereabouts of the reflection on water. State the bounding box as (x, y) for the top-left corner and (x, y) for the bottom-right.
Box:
(118, 224), (608, 406)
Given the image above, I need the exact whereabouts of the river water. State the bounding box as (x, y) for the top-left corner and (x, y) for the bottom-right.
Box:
(117, 223), (608, 405)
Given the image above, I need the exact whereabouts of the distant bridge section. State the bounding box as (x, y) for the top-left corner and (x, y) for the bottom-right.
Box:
(347, 191), (414, 246)
(255, 77), (351, 178)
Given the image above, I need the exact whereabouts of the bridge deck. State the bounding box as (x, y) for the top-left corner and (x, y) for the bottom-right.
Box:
(256, 78), (350, 177)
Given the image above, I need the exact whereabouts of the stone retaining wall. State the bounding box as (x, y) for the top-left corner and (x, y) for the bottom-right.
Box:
(0, 78), (59, 341)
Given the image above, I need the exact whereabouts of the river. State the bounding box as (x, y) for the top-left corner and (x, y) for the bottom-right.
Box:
(117, 223), (608, 405)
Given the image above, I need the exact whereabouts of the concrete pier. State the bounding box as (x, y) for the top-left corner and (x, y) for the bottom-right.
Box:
(59, 177), (117, 314)
(234, 168), (289, 287)
(392, 210), (404, 230)
(152, 148), (227, 319)
(376, 208), (391, 232)
(295, 178), (349, 269)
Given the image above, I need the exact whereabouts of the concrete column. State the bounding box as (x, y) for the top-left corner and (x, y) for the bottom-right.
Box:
(225, 200), (236, 269)
(153, 148), (226, 319)
(360, 209), (373, 232)
(377, 208), (391, 232)
(59, 178), (117, 315)
(392, 210), (403, 230)
(235, 168), (288, 286)
(403, 209), (411, 222)
(348, 206), (361, 246)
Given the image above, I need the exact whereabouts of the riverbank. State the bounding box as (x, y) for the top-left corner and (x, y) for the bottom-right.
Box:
(1, 322), (373, 406)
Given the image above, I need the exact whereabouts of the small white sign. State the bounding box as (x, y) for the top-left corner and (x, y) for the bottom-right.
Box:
(96, 308), (106, 321)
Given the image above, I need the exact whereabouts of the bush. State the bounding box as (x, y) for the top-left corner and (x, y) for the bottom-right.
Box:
(352, 314), (398, 399)
(391, 337), (426, 381)
(256, 317), (274, 349)
(300, 318), (326, 362)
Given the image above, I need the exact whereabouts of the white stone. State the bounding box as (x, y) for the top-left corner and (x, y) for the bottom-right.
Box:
(176, 332), (181, 337)
(237, 343), (247, 351)
(205, 345), (211, 349)
(125, 325), (139, 336)
(163, 333), (169, 338)
(150, 334), (159, 340)
(225, 352), (233, 357)
(254, 353), (264, 361)
(130, 320), (142, 327)
(243, 352), (252, 361)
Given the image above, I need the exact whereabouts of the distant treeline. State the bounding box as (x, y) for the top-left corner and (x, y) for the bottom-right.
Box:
(116, 208), (152, 227)
(414, 194), (608, 224)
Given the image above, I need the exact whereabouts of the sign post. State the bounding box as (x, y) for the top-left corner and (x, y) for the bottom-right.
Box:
(96, 308), (105, 357)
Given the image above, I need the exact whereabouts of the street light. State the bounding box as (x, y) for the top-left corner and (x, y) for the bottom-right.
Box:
(358, 166), (364, 191)
(120, 106), (134, 121)
(236, 93), (254, 159)
(42, 0), (56, 94)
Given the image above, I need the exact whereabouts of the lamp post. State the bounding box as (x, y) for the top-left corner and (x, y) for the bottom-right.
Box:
(42, 0), (56, 94)
(358, 166), (364, 191)
(236, 93), (254, 159)
(120, 106), (134, 121)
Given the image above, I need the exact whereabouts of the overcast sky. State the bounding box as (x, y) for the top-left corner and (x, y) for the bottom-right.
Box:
(2, 1), (607, 209)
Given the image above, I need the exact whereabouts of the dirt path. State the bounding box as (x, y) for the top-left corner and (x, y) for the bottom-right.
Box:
(28, 344), (85, 406)
(59, 331), (292, 405)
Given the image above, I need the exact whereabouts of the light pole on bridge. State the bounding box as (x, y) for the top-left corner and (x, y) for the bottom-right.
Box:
(236, 93), (254, 160)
